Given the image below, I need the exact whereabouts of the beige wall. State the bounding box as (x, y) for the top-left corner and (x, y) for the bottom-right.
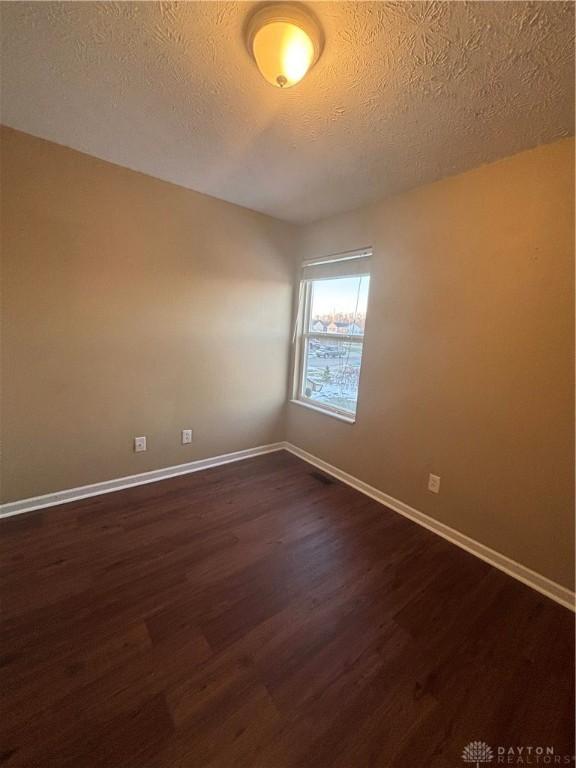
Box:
(1, 127), (296, 502)
(2, 128), (573, 591)
(286, 138), (575, 590)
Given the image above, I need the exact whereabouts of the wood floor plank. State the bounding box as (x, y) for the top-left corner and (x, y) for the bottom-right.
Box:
(0, 451), (573, 767)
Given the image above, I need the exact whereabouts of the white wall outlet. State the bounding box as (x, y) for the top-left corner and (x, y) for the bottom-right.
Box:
(428, 473), (441, 494)
(134, 436), (147, 453)
(181, 429), (193, 445)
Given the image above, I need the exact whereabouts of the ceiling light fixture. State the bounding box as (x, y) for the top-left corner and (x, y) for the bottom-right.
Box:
(246, 3), (323, 89)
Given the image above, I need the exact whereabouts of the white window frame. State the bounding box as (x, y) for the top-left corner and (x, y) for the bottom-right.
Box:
(292, 269), (370, 422)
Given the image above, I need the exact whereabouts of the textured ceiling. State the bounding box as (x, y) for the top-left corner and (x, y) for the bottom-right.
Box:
(1, 1), (574, 223)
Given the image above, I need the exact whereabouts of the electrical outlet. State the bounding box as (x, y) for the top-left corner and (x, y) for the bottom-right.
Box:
(428, 473), (441, 494)
(134, 436), (147, 453)
(181, 429), (193, 445)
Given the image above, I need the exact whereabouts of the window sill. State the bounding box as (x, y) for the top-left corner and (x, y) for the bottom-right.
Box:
(289, 399), (356, 424)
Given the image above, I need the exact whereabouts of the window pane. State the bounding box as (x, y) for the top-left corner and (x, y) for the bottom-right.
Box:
(308, 276), (369, 336)
(302, 339), (363, 414)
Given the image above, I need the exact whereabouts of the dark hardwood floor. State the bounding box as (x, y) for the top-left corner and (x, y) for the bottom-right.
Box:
(1, 450), (574, 767)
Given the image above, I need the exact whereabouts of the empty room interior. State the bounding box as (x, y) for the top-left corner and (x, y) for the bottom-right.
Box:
(0, 2), (575, 766)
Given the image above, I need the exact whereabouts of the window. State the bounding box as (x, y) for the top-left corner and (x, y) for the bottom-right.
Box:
(292, 250), (371, 420)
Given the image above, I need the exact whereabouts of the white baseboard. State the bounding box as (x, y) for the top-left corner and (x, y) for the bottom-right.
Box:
(0, 442), (285, 519)
(283, 442), (575, 612)
(2, 439), (573, 611)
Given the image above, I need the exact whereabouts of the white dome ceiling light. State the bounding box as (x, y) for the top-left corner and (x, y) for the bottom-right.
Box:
(246, 3), (324, 89)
